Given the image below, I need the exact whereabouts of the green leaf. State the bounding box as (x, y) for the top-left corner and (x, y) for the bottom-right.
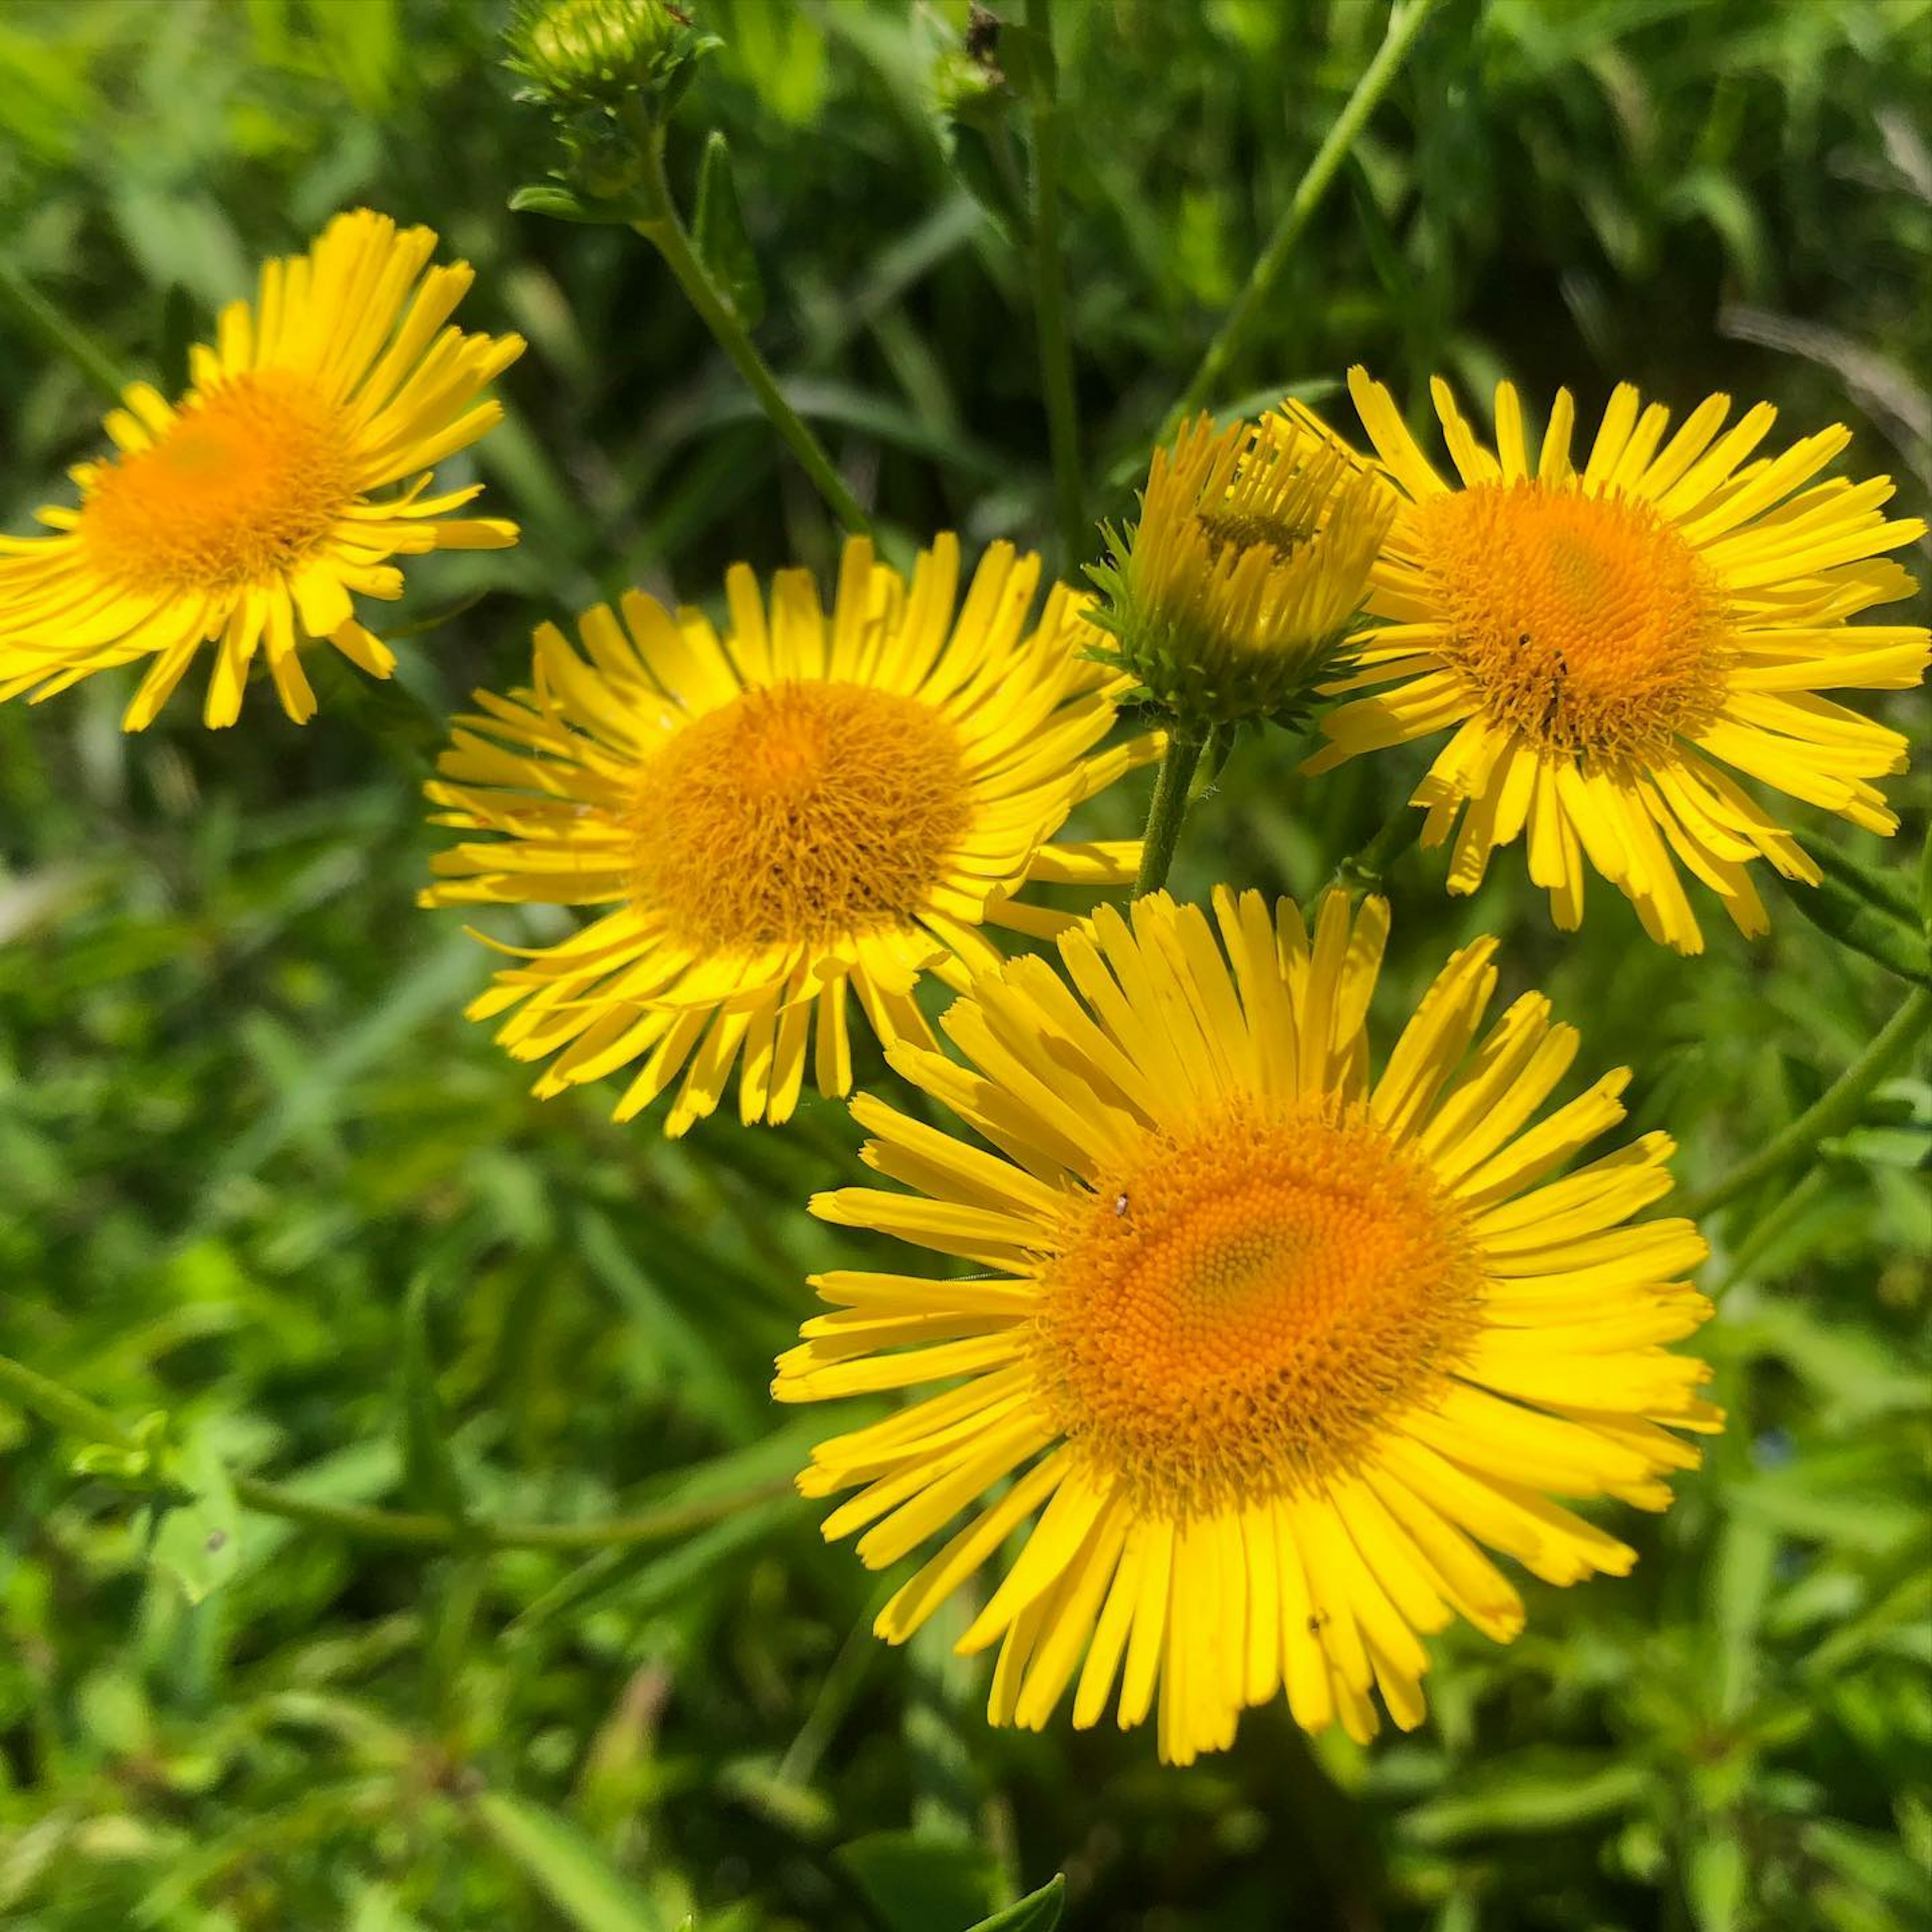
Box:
(968, 1875), (1067, 1932)
(1768, 862), (1930, 988)
(836, 1830), (1000, 1932)
(397, 1272), (465, 1522)
(1402, 1754), (1653, 1844)
(693, 132), (766, 329)
(143, 1432), (241, 1605)
(509, 181), (624, 224)
(471, 1792), (673, 1932)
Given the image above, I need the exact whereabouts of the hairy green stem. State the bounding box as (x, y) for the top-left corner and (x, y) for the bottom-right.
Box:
(0, 256), (131, 405)
(1135, 729), (1205, 895)
(632, 133), (872, 537)
(1024, 0), (1088, 573)
(1161, 0), (1444, 437)
(1680, 988), (1932, 1223)
(0, 1349), (792, 1554)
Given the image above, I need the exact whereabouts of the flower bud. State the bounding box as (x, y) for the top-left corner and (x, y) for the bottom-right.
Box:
(505, 0), (714, 119)
(1087, 410), (1395, 730)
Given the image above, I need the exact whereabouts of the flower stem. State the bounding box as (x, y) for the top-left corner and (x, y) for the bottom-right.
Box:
(1135, 729), (1205, 896)
(0, 1351), (127, 1446)
(1679, 987), (1932, 1223)
(1329, 794), (1422, 894)
(632, 132), (872, 538)
(1024, 0), (1087, 574)
(0, 256), (132, 406)
(1161, 0), (1444, 438)
(0, 1348), (793, 1554)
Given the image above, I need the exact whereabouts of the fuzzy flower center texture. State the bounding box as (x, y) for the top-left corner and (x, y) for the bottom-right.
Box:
(1032, 1099), (1484, 1513)
(631, 680), (973, 949)
(79, 372), (356, 595)
(1413, 480), (1733, 760)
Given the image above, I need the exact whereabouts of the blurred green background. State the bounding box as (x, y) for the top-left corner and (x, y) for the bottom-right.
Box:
(1, 1), (1928, 1927)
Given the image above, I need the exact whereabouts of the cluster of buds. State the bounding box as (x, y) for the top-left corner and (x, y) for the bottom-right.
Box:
(1087, 409), (1395, 734)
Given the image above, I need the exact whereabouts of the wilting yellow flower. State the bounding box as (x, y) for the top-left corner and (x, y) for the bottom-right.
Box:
(0, 210), (524, 730)
(777, 888), (1718, 1764)
(1303, 368), (1929, 952)
(423, 534), (1158, 1135)
(1087, 410), (1395, 728)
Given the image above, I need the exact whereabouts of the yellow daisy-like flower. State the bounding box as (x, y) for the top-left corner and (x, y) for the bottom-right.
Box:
(776, 888), (1719, 1765)
(1302, 368), (1929, 952)
(1089, 411), (1395, 726)
(0, 209), (525, 730)
(423, 534), (1159, 1135)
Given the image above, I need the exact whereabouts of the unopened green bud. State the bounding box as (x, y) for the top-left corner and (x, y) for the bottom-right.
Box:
(506, 0), (713, 114)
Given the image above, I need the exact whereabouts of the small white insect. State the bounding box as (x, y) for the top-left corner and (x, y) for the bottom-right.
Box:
(1114, 1193), (1130, 1218)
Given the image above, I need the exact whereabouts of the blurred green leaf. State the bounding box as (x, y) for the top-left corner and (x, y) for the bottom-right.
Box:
(472, 1792), (673, 1932)
(968, 1875), (1067, 1932)
(836, 1830), (1000, 1932)
(397, 1271), (466, 1523)
(142, 1430), (240, 1605)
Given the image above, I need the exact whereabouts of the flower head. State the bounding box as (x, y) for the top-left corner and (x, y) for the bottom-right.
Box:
(423, 534), (1158, 1135)
(0, 210), (524, 730)
(1087, 411), (1395, 729)
(505, 0), (707, 110)
(777, 888), (1718, 1764)
(1304, 368), (1929, 952)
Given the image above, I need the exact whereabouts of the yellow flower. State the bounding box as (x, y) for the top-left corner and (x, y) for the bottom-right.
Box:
(423, 534), (1159, 1135)
(0, 209), (525, 730)
(1303, 368), (1929, 952)
(776, 888), (1718, 1765)
(1088, 410), (1394, 727)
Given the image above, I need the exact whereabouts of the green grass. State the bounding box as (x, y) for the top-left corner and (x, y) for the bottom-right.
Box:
(1, 2), (1927, 1928)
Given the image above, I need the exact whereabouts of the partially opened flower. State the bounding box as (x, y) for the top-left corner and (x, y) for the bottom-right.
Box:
(1088, 410), (1395, 729)
(777, 888), (1718, 1764)
(1301, 368), (1928, 952)
(423, 535), (1157, 1134)
(0, 209), (524, 729)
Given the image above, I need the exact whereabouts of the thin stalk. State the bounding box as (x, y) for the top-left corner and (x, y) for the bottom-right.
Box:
(0, 1352), (128, 1447)
(1328, 794), (1422, 893)
(1680, 988), (1932, 1223)
(1135, 729), (1205, 895)
(631, 131), (871, 537)
(1161, 0), (1444, 438)
(0, 257), (131, 405)
(0, 1349), (794, 1554)
(1024, 0), (1088, 573)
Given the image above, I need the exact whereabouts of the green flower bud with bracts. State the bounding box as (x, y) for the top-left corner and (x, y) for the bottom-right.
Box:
(505, 0), (711, 113)
(1088, 410), (1395, 732)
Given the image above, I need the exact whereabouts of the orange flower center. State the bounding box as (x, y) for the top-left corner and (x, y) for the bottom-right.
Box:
(1411, 481), (1731, 760)
(633, 680), (973, 949)
(79, 372), (355, 594)
(1033, 1100), (1481, 1512)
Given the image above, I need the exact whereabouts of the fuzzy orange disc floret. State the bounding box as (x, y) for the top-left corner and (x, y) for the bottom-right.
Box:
(1412, 480), (1732, 761)
(79, 372), (356, 594)
(1033, 1096), (1484, 1513)
(632, 679), (974, 949)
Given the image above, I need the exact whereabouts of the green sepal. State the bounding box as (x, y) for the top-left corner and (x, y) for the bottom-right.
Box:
(693, 131), (766, 329)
